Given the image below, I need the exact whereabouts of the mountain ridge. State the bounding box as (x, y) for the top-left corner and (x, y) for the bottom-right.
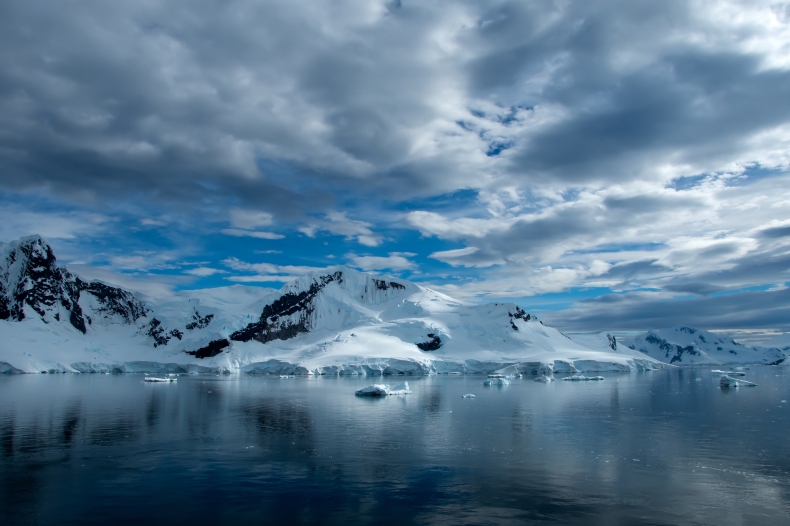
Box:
(0, 235), (784, 374)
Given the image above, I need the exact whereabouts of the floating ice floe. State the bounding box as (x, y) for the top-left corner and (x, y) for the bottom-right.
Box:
(712, 370), (746, 376)
(562, 375), (604, 381)
(279, 375), (295, 379)
(144, 376), (176, 382)
(484, 378), (510, 386)
(720, 375), (757, 388)
(355, 381), (412, 396)
(461, 394), (476, 398)
(533, 375), (554, 382)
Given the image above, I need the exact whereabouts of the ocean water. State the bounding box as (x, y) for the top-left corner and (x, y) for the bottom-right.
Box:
(1, 368), (789, 525)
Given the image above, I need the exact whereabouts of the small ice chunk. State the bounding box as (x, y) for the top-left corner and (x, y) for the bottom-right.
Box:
(720, 375), (757, 388)
(461, 394), (476, 398)
(484, 378), (510, 386)
(143, 376), (176, 382)
(711, 370), (746, 376)
(533, 376), (554, 382)
(389, 381), (412, 395)
(695, 378), (702, 381)
(562, 375), (604, 381)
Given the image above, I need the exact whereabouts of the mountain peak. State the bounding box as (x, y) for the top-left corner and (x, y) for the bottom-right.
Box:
(0, 234), (148, 332)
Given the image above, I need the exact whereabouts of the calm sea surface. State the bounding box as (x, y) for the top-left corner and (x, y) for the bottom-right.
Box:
(1, 368), (789, 525)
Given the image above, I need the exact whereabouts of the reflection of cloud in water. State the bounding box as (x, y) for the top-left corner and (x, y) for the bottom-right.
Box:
(0, 371), (787, 524)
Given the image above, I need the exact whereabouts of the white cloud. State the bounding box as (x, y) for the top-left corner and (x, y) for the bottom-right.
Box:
(0, 208), (110, 241)
(68, 264), (189, 298)
(221, 257), (325, 282)
(184, 267), (227, 277)
(300, 211), (382, 246)
(221, 228), (285, 240)
(347, 252), (417, 271)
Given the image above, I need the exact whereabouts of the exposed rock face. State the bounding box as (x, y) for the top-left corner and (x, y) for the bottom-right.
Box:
(186, 339), (230, 359)
(230, 271), (344, 343)
(147, 318), (184, 347)
(416, 333), (442, 351)
(0, 236), (148, 333)
(186, 311), (213, 330)
(508, 306), (534, 330)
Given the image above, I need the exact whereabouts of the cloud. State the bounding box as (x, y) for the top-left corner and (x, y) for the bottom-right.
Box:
(3, 0), (790, 332)
(299, 212), (382, 246)
(229, 209), (274, 229)
(184, 267), (227, 277)
(347, 252), (417, 271)
(221, 257), (325, 282)
(542, 287), (790, 333)
(0, 207), (110, 241)
(221, 228), (285, 240)
(68, 264), (188, 298)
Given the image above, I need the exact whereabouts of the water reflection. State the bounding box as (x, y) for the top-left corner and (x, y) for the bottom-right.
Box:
(0, 369), (788, 525)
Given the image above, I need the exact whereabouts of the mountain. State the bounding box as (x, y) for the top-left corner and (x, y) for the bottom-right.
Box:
(0, 235), (664, 375)
(0, 235), (148, 331)
(621, 326), (786, 366)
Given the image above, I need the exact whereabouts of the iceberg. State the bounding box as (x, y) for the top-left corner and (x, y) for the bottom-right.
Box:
(533, 375), (554, 382)
(720, 375), (757, 388)
(143, 376), (176, 382)
(355, 381), (411, 396)
(712, 370), (746, 376)
(562, 375), (604, 381)
(461, 393), (476, 398)
(484, 378), (510, 386)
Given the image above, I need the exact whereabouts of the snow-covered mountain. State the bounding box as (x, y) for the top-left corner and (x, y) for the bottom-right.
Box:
(621, 326), (786, 366)
(0, 235), (663, 375)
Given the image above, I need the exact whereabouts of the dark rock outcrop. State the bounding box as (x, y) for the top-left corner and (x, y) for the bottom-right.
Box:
(416, 333), (442, 351)
(0, 236), (148, 334)
(508, 306), (534, 331)
(186, 339), (230, 359)
(230, 271), (343, 344)
(186, 311), (214, 330)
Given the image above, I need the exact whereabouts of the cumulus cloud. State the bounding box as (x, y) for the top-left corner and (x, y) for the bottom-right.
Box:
(184, 267), (227, 277)
(347, 252), (417, 271)
(299, 212), (382, 246)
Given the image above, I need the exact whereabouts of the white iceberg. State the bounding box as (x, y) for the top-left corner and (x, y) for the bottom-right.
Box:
(712, 370), (746, 376)
(720, 375), (757, 388)
(484, 378), (510, 386)
(355, 381), (411, 396)
(461, 393), (476, 398)
(562, 375), (604, 381)
(533, 375), (554, 382)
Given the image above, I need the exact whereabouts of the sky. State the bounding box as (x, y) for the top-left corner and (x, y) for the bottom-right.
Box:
(2, 0), (790, 339)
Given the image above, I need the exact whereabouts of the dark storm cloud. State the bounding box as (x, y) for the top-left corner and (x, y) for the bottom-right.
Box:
(543, 287), (790, 332)
(3, 0), (788, 214)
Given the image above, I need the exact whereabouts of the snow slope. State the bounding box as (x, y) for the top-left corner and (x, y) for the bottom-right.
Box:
(621, 326), (785, 366)
(0, 235), (664, 375)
